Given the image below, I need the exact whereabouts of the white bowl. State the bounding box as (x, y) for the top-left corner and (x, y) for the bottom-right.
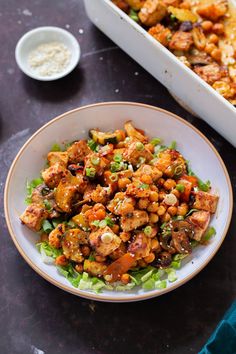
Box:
(15, 26), (80, 81)
(84, 0), (236, 147)
(4, 102), (233, 302)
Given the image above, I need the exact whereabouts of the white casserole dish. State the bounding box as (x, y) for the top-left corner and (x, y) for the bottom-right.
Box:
(84, 0), (236, 147)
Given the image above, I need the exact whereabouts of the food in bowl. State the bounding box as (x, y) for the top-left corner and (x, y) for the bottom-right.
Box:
(20, 120), (219, 292)
(112, 0), (236, 105)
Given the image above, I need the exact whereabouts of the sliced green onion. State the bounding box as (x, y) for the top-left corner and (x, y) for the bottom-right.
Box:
(110, 162), (121, 172)
(136, 142), (144, 151)
(114, 153), (122, 162)
(176, 183), (185, 192)
(160, 222), (166, 230)
(170, 14), (176, 21)
(165, 268), (177, 282)
(150, 137), (161, 146)
(142, 278), (155, 290)
(99, 219), (107, 228)
(155, 280), (167, 289)
(87, 139), (99, 152)
(129, 8), (139, 22)
(169, 141), (177, 150)
(86, 167), (96, 178)
(198, 179), (211, 192)
(105, 217), (114, 227)
(91, 220), (100, 227)
(42, 220), (53, 234)
(144, 226), (153, 236)
(109, 173), (118, 182)
(185, 208), (198, 217)
(174, 165), (183, 177)
(91, 156), (100, 166)
(138, 183), (149, 189)
(51, 143), (61, 152)
(43, 200), (52, 211)
(203, 227), (216, 242)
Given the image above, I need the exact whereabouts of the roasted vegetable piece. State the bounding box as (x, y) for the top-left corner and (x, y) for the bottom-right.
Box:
(47, 151), (68, 167)
(188, 210), (210, 241)
(20, 204), (48, 231)
(193, 63), (223, 85)
(124, 121), (148, 143)
(120, 210), (149, 232)
(61, 229), (89, 262)
(197, 3), (227, 22)
(193, 191), (219, 213)
(67, 140), (91, 164)
(168, 6), (197, 22)
(41, 162), (66, 188)
(148, 24), (172, 46)
(123, 141), (153, 166)
(103, 252), (136, 282)
(128, 232), (151, 259)
(48, 223), (66, 249)
(89, 226), (121, 256)
(55, 171), (81, 213)
(107, 192), (135, 215)
(169, 31), (193, 51)
(84, 259), (107, 276)
(133, 164), (163, 181)
(139, 0), (167, 27)
(153, 149), (186, 177)
(171, 220), (193, 254)
(84, 153), (108, 177)
(126, 0), (145, 10)
(89, 129), (125, 145)
(155, 251), (172, 268)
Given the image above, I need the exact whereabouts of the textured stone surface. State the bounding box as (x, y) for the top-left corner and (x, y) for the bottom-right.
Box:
(0, 1), (235, 353)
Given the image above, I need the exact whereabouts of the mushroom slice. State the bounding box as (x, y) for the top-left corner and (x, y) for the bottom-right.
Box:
(155, 252), (172, 268)
(171, 220), (193, 254)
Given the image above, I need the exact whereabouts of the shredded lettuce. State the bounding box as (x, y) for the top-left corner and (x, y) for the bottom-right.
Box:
(202, 227), (216, 242)
(37, 242), (62, 259)
(25, 177), (43, 204)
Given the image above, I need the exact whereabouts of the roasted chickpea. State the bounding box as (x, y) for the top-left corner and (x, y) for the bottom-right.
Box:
(157, 177), (165, 187)
(150, 184), (158, 191)
(177, 203), (189, 216)
(95, 255), (106, 262)
(212, 23), (224, 35)
(209, 34), (219, 44)
(120, 231), (131, 242)
(201, 20), (213, 32)
(147, 202), (159, 213)
(149, 191), (159, 202)
(168, 206), (178, 216)
(75, 264), (84, 273)
(163, 179), (176, 190)
(205, 43), (217, 54)
(157, 205), (166, 216)
(81, 245), (91, 257)
(55, 255), (68, 266)
(211, 48), (222, 62)
(171, 189), (180, 198)
(141, 174), (153, 184)
(121, 273), (130, 284)
(151, 238), (161, 252)
(158, 191), (166, 201)
(149, 213), (159, 223)
(161, 212), (171, 223)
(144, 252), (155, 264)
(118, 177), (131, 190)
(138, 198), (149, 209)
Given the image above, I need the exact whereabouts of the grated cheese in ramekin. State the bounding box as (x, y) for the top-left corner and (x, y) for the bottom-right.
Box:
(28, 41), (71, 77)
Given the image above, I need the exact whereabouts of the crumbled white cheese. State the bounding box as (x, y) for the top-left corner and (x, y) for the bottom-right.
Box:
(28, 41), (71, 77)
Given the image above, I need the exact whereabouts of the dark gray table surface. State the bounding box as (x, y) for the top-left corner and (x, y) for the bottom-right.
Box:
(1, 1), (235, 353)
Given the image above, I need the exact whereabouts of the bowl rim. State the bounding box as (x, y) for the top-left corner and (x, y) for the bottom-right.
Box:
(15, 26), (81, 81)
(4, 102), (233, 302)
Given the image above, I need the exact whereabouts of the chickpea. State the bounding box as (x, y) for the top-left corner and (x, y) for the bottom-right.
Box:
(157, 177), (165, 187)
(55, 255), (68, 266)
(111, 224), (119, 234)
(157, 205), (166, 216)
(151, 238), (161, 252)
(138, 259), (147, 268)
(138, 198), (149, 209)
(75, 264), (84, 273)
(144, 252), (155, 264)
(149, 213), (159, 223)
(177, 203), (189, 216)
(161, 212), (171, 223)
(212, 23), (224, 35)
(201, 20), (213, 32)
(81, 245), (91, 257)
(180, 0), (191, 9)
(141, 174), (153, 185)
(121, 273), (130, 284)
(171, 189), (180, 198)
(150, 184), (158, 191)
(158, 191), (166, 201)
(211, 48), (222, 62)
(149, 191), (159, 202)
(205, 43), (217, 55)
(147, 202), (159, 213)
(120, 232), (131, 242)
(168, 206), (177, 216)
(163, 179), (176, 191)
(209, 34), (219, 44)
(145, 143), (155, 153)
(95, 255), (106, 262)
(118, 177), (131, 190)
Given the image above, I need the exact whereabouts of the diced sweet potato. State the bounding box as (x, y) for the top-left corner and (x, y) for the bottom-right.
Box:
(84, 260), (107, 277)
(128, 232), (151, 259)
(169, 31), (193, 51)
(67, 140), (91, 164)
(193, 191), (219, 213)
(120, 210), (149, 232)
(42, 162), (66, 188)
(89, 226), (121, 256)
(188, 210), (210, 241)
(139, 0), (167, 26)
(148, 24), (172, 46)
(47, 151), (68, 167)
(20, 204), (48, 231)
(103, 253), (136, 282)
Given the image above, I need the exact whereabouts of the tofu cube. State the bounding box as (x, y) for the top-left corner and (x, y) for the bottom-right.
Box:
(89, 226), (121, 256)
(139, 0), (167, 27)
(120, 210), (149, 232)
(193, 191), (219, 213)
(47, 151), (68, 167)
(20, 204), (48, 231)
(42, 162), (66, 188)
